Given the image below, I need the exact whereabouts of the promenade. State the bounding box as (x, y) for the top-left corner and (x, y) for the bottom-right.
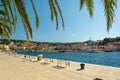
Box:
(0, 52), (120, 80)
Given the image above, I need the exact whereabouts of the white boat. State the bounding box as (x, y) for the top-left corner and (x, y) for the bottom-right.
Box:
(85, 46), (102, 53)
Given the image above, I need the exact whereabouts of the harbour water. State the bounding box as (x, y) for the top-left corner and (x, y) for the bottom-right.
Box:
(17, 51), (120, 68)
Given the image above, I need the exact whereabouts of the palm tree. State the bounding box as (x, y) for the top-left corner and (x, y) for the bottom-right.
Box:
(0, 0), (117, 41)
(80, 0), (117, 32)
(0, 0), (64, 41)
(0, 0), (39, 41)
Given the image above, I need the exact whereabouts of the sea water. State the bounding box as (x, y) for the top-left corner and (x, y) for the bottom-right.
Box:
(17, 51), (120, 68)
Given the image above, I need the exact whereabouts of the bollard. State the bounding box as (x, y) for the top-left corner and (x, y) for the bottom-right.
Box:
(37, 55), (43, 61)
(80, 63), (85, 70)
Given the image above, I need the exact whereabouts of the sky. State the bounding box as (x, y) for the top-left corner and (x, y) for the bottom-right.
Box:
(11, 0), (120, 42)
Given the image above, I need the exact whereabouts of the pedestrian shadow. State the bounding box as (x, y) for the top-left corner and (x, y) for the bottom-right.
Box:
(30, 60), (38, 62)
(52, 65), (66, 69)
(40, 62), (50, 65)
(76, 69), (84, 71)
(94, 78), (103, 80)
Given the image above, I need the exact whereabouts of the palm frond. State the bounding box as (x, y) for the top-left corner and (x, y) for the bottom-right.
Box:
(48, 0), (64, 30)
(14, 0), (33, 40)
(80, 0), (94, 17)
(86, 0), (93, 17)
(50, 0), (58, 30)
(7, 0), (17, 34)
(22, 17), (29, 42)
(0, 9), (6, 16)
(1, 0), (12, 26)
(30, 0), (39, 29)
(54, 0), (64, 30)
(0, 16), (13, 24)
(12, 0), (17, 22)
(48, 0), (54, 21)
(80, 0), (85, 10)
(0, 22), (12, 35)
(0, 25), (10, 39)
(103, 0), (117, 32)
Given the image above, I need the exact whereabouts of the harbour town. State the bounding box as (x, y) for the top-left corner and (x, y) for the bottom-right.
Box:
(1, 37), (120, 52)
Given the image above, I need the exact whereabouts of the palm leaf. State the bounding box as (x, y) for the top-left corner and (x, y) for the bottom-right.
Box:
(86, 0), (93, 17)
(22, 17), (29, 42)
(54, 0), (64, 30)
(0, 22), (12, 35)
(48, 0), (54, 21)
(7, 0), (17, 34)
(48, 0), (64, 30)
(0, 25), (10, 39)
(30, 0), (39, 29)
(1, 0), (12, 26)
(80, 0), (85, 10)
(80, 0), (94, 17)
(0, 9), (6, 16)
(14, 0), (33, 40)
(12, 0), (17, 22)
(0, 16), (13, 24)
(50, 0), (58, 30)
(103, 0), (117, 32)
